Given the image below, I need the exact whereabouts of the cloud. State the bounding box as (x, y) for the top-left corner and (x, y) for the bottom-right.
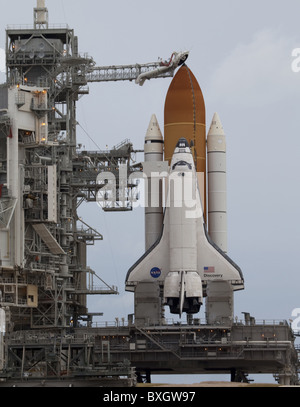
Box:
(207, 29), (298, 108)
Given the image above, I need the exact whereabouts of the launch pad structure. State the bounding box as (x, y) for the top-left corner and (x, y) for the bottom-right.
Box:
(0, 1), (299, 387)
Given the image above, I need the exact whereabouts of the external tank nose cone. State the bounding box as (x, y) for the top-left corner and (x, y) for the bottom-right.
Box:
(164, 65), (206, 166)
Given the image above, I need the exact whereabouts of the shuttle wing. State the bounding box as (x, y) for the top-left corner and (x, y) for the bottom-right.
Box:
(125, 222), (170, 292)
(196, 208), (244, 291)
(194, 170), (244, 291)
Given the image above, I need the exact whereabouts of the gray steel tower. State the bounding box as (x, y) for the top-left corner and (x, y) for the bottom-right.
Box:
(0, 1), (116, 331)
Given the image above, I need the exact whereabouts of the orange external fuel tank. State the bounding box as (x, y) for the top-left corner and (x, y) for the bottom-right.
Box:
(164, 64), (206, 220)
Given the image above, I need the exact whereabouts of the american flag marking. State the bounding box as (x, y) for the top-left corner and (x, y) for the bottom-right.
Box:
(204, 266), (215, 273)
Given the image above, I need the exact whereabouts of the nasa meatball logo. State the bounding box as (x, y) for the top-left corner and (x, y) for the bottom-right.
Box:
(150, 267), (161, 278)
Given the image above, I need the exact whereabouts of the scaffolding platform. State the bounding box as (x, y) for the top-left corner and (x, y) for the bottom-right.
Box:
(0, 319), (298, 387)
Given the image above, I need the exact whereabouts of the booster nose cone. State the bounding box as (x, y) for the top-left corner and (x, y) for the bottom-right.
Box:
(145, 114), (163, 142)
(207, 112), (225, 138)
(144, 114), (163, 155)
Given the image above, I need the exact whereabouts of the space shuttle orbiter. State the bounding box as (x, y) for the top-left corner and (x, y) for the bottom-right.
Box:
(125, 138), (244, 317)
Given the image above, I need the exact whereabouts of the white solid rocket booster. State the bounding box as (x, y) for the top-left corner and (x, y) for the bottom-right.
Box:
(144, 114), (165, 250)
(207, 112), (228, 253)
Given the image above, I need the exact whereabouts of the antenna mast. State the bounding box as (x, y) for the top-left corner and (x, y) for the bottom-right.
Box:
(34, 0), (48, 29)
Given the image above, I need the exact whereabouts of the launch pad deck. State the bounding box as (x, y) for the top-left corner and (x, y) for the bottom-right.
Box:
(0, 319), (298, 386)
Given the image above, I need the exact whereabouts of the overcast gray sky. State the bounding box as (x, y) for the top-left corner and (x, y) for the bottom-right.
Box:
(1, 0), (300, 383)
